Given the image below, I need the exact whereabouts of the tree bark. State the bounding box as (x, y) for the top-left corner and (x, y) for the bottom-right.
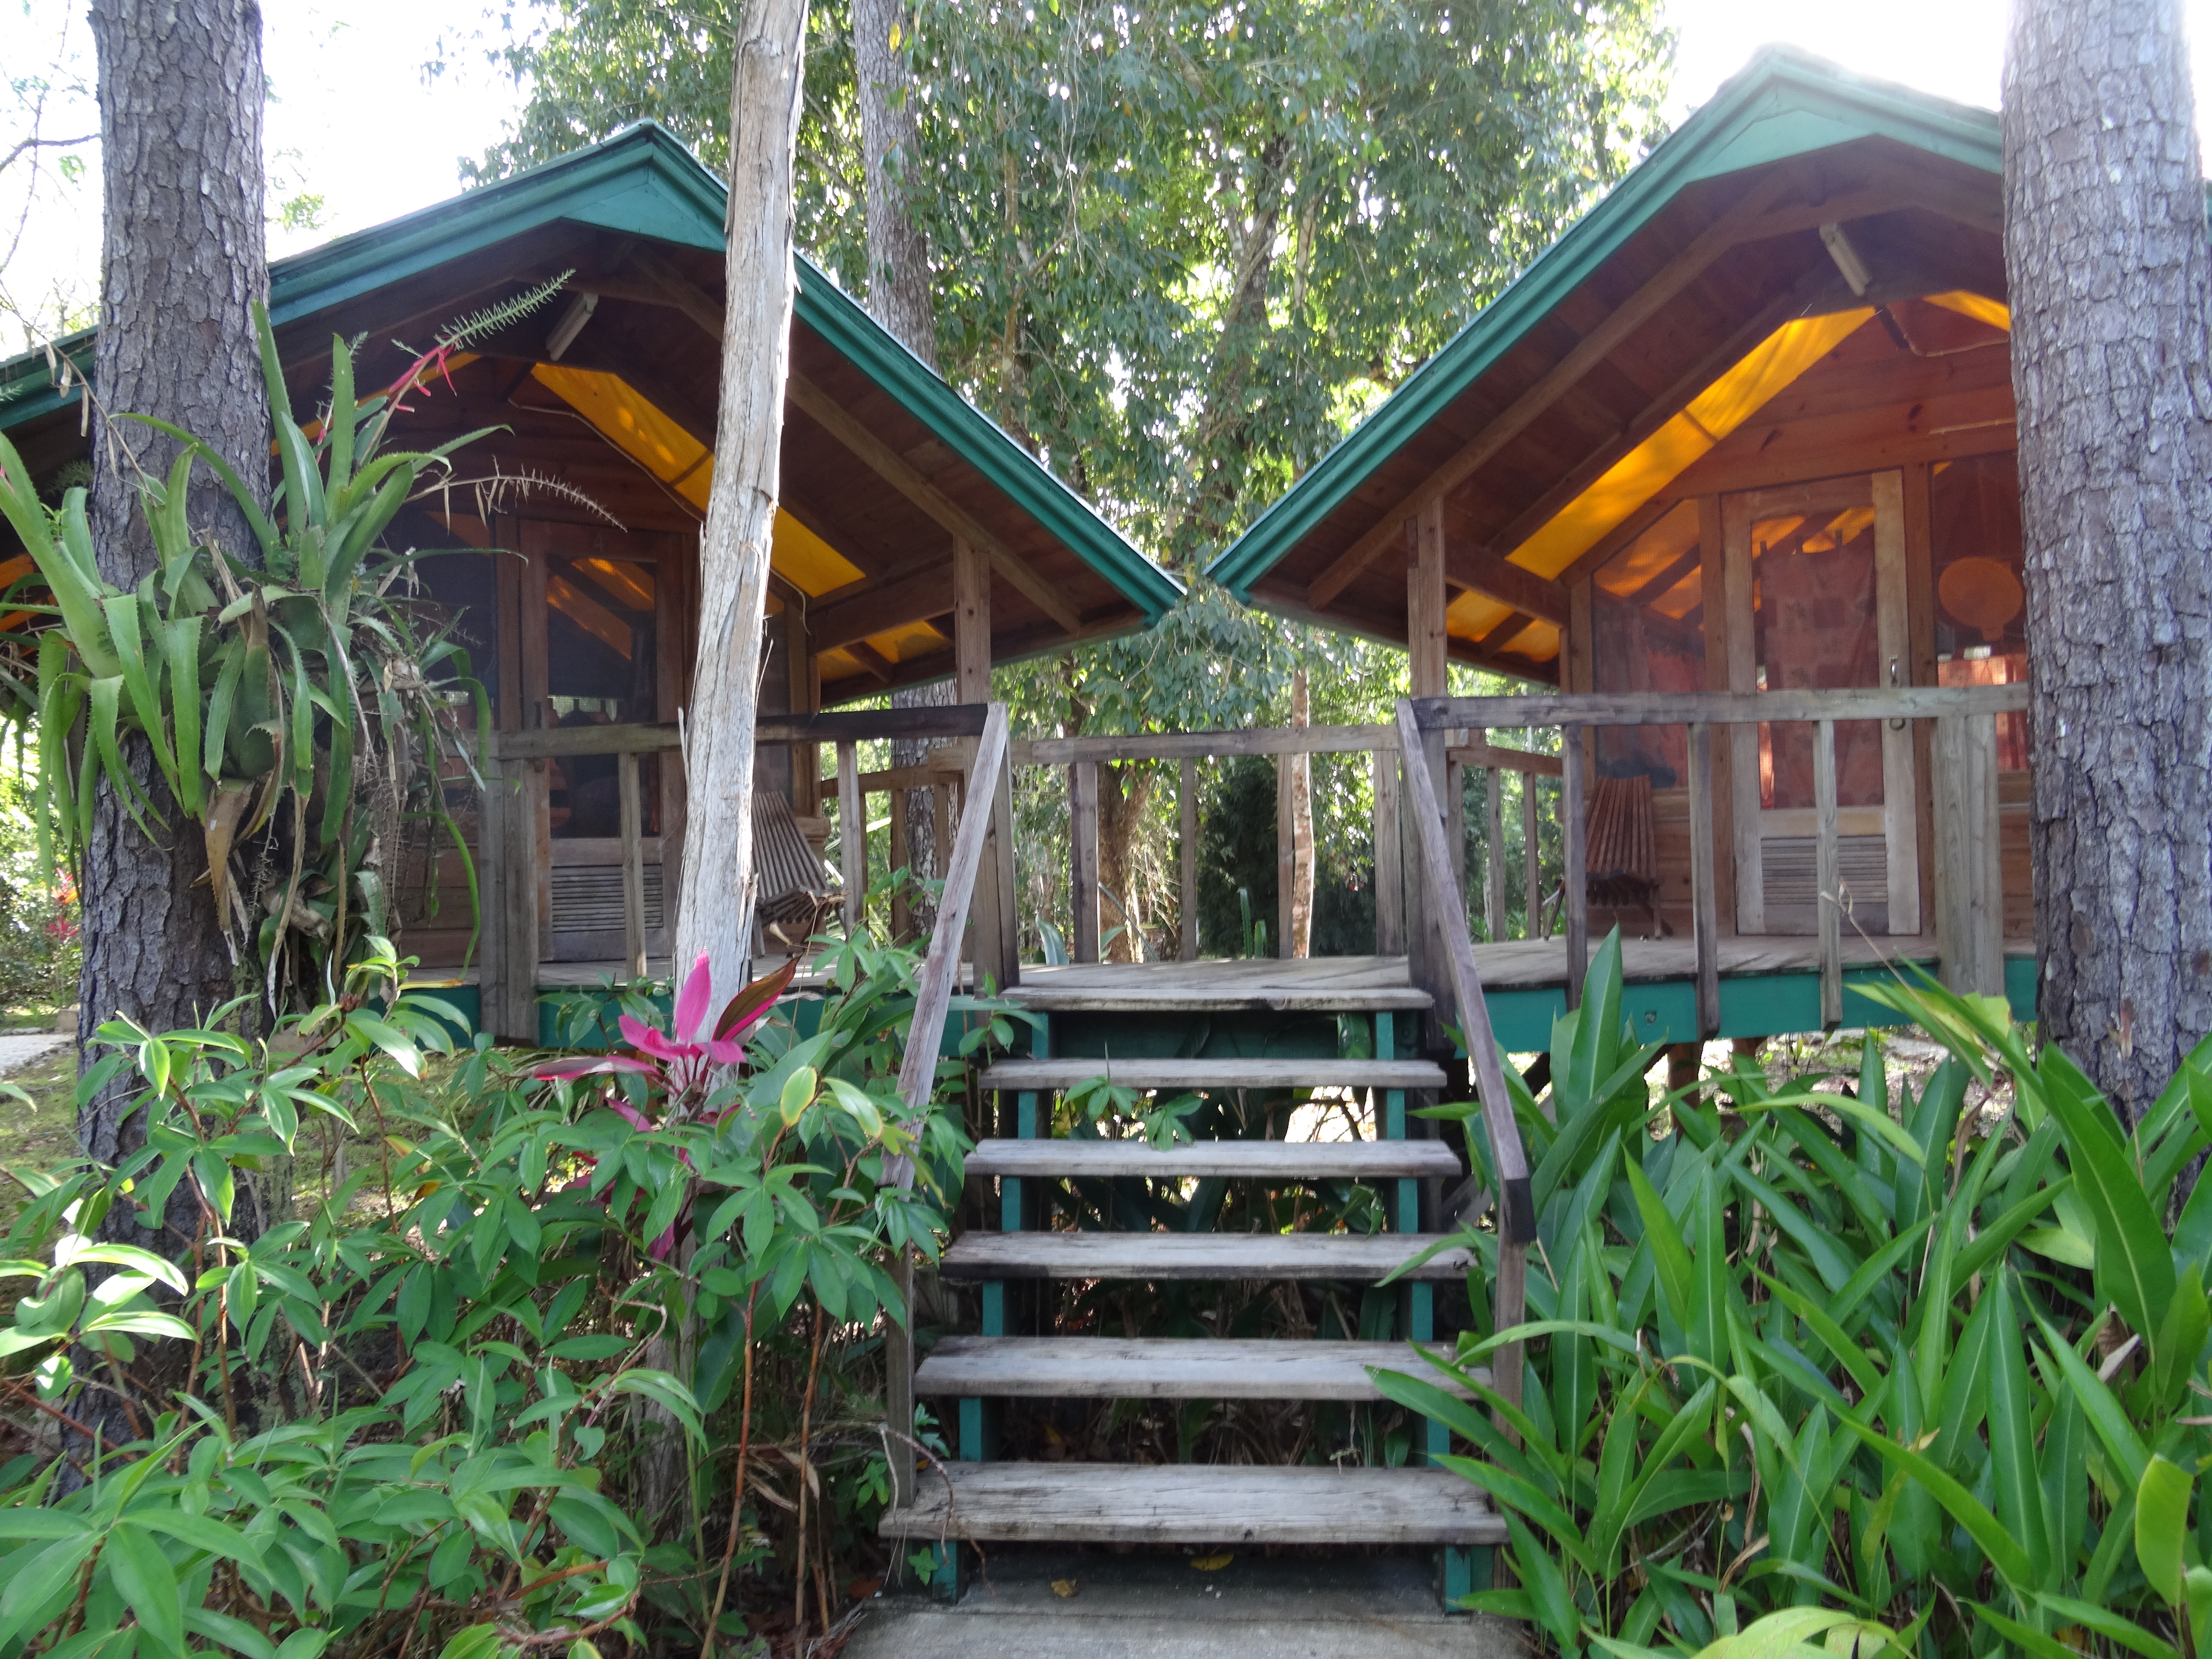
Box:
(853, 0), (954, 908)
(81, 0), (269, 1197)
(670, 0), (811, 1011)
(2002, 0), (2212, 1118)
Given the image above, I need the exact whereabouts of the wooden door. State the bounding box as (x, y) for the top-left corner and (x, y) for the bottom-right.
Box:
(1724, 472), (1921, 935)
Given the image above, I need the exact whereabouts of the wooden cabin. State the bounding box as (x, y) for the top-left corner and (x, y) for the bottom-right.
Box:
(1206, 44), (2036, 1043)
(0, 123), (1180, 1040)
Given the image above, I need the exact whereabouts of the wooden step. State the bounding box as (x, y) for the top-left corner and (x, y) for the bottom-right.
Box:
(1004, 957), (1432, 1014)
(940, 1231), (1473, 1282)
(979, 1058), (1448, 1092)
(916, 1336), (1483, 1400)
(966, 1136), (1460, 1180)
(879, 1462), (1505, 1545)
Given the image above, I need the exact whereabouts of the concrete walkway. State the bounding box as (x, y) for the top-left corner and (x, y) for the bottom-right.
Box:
(0, 1033), (67, 1079)
(839, 1548), (1526, 1658)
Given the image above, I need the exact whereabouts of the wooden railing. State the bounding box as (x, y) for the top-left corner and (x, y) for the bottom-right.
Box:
(1012, 723), (1563, 962)
(1403, 682), (2034, 1027)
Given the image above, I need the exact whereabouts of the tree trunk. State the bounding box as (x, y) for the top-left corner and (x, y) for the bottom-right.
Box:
(853, 0), (954, 913)
(2002, 0), (2212, 1119)
(670, 0), (811, 1012)
(81, 0), (269, 1223)
(1095, 763), (1154, 962)
(1289, 667), (1313, 957)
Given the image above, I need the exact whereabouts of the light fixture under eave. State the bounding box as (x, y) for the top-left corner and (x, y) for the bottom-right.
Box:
(547, 292), (599, 362)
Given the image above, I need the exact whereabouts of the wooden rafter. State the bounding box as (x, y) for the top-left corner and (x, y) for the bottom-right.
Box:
(1443, 543), (1568, 625)
(606, 247), (1086, 636)
(784, 374), (1082, 634)
(812, 563), (956, 650)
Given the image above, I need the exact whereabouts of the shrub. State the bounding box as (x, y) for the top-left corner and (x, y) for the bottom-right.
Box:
(1386, 932), (2212, 1657)
(0, 928), (972, 1657)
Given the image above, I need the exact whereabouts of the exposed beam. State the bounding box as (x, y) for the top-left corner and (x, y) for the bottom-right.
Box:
(1301, 170), (1970, 615)
(1622, 544), (1705, 609)
(617, 247), (729, 340)
(785, 373), (1083, 634)
(812, 564), (955, 650)
(1442, 542), (1569, 626)
(843, 638), (898, 683)
(1473, 609), (1533, 651)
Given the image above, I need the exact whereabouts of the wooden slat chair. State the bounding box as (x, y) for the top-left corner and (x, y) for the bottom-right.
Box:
(752, 789), (843, 953)
(1543, 773), (1666, 937)
(1585, 774), (1665, 937)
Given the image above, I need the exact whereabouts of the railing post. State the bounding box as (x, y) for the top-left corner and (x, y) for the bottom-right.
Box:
(1815, 716), (1843, 1029)
(617, 749), (647, 979)
(1373, 747), (1404, 956)
(1179, 758), (1199, 962)
(1687, 722), (1721, 1039)
(888, 785), (912, 943)
(1562, 724), (1587, 1008)
(1522, 756), (1540, 940)
(838, 740), (864, 938)
(1276, 749), (1295, 959)
(1393, 700), (1532, 1421)
(1484, 765), (1506, 944)
(1933, 712), (2003, 996)
(1071, 761), (1100, 962)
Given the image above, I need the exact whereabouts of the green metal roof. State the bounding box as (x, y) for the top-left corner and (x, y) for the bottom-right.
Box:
(1205, 47), (2002, 598)
(0, 121), (1181, 621)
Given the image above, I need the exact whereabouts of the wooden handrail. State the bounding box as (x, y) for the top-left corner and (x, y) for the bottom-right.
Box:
(883, 700), (1010, 1511)
(1410, 683), (2029, 730)
(1394, 699), (1534, 1415)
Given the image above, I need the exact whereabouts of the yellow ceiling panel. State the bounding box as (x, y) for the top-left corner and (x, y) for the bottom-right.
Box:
(529, 363), (866, 596)
(1501, 619), (1561, 661)
(1595, 500), (1700, 597)
(868, 620), (949, 664)
(772, 510), (865, 594)
(1507, 308), (1872, 581)
(1447, 589), (1515, 641)
(1927, 290), (2011, 331)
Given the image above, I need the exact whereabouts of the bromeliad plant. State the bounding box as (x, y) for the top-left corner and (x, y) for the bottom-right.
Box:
(0, 283), (569, 1011)
(1380, 931), (2212, 1658)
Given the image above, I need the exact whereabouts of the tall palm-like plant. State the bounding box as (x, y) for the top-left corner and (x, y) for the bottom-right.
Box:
(0, 283), (567, 1009)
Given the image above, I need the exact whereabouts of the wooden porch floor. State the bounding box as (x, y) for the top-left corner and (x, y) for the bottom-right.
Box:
(1005, 934), (2034, 1011)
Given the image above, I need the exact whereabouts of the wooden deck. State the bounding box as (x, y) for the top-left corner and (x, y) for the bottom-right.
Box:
(1010, 935), (2017, 1003)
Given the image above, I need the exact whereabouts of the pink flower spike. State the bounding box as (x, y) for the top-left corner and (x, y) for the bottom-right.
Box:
(675, 953), (714, 1041)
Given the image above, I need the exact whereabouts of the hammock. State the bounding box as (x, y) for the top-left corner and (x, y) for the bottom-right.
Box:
(753, 789), (841, 952)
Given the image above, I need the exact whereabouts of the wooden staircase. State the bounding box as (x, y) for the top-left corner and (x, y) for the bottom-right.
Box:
(880, 1030), (1509, 1592)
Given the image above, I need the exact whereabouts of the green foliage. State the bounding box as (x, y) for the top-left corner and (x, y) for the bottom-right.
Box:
(0, 749), (76, 1013)
(0, 931), (971, 1654)
(1381, 936), (2212, 1657)
(0, 298), (560, 1012)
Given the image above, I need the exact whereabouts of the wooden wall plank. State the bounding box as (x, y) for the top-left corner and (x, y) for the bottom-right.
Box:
(1814, 717), (1842, 1028)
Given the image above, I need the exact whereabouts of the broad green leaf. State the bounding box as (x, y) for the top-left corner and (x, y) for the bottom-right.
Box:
(104, 1522), (183, 1658)
(2137, 1454), (2193, 1606)
(1831, 1414), (2033, 1590)
(2040, 1046), (2175, 1342)
(1984, 1274), (2049, 1586)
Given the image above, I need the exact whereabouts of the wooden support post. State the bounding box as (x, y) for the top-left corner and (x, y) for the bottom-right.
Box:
(987, 760), (1020, 987)
(1071, 761), (1100, 963)
(1484, 766), (1505, 944)
(1522, 765), (1540, 940)
(1688, 722), (1720, 1039)
(618, 749), (647, 978)
(1872, 471), (1921, 934)
(790, 624), (820, 817)
(1374, 748), (1404, 956)
(1815, 717), (1842, 1030)
(838, 740), (864, 937)
(1562, 725), (1587, 1008)
(953, 538), (991, 705)
(1934, 713), (2003, 996)
(1276, 750), (1295, 959)
(1723, 495), (1764, 933)
(1446, 751), (1467, 924)
(1179, 758), (1199, 962)
(889, 785), (912, 943)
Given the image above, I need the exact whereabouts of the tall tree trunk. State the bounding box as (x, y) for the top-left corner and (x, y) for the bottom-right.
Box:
(671, 0), (810, 1011)
(854, 0), (954, 914)
(1289, 667), (1313, 957)
(81, 0), (269, 1217)
(2002, 0), (2212, 1118)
